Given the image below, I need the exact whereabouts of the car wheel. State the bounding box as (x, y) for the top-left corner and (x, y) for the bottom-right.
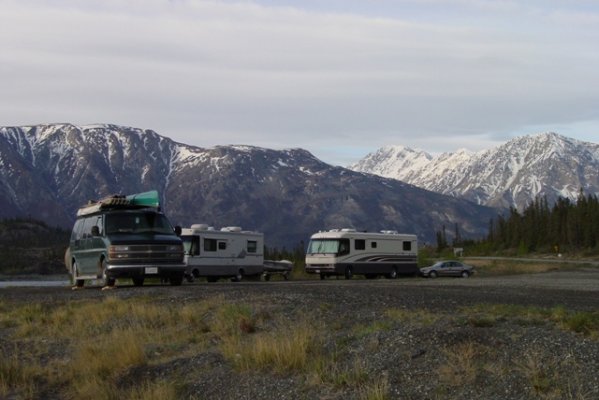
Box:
(344, 266), (353, 280)
(461, 271), (470, 278)
(283, 272), (290, 281)
(72, 261), (84, 288)
(429, 271), (438, 279)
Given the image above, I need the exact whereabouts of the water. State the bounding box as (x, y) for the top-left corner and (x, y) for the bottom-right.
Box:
(0, 280), (70, 288)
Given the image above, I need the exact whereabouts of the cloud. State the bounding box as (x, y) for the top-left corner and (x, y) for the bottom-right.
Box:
(1, 0), (599, 165)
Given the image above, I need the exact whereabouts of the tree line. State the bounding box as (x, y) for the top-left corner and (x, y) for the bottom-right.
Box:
(465, 190), (599, 255)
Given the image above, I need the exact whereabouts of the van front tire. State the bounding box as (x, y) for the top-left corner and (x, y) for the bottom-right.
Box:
(72, 261), (84, 288)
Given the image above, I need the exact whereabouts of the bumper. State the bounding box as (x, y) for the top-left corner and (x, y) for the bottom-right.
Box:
(106, 263), (186, 278)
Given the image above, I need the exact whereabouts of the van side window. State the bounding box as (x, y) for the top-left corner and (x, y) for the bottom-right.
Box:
(204, 238), (217, 252)
(94, 216), (103, 236)
(71, 219), (84, 240)
(218, 241), (227, 250)
(82, 217), (97, 238)
(355, 239), (365, 250)
(247, 240), (257, 253)
(371, 241), (377, 249)
(403, 241), (412, 251)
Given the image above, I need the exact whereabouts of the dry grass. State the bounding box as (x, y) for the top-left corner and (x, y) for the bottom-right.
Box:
(438, 341), (486, 387)
(466, 259), (568, 276)
(461, 304), (599, 338)
(2, 290), (597, 399)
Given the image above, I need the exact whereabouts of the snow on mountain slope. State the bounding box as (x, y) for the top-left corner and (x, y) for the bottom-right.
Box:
(350, 132), (599, 209)
(0, 123), (497, 246)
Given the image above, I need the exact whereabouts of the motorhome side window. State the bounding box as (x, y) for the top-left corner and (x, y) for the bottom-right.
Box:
(247, 240), (257, 253)
(338, 239), (350, 256)
(204, 238), (217, 251)
(403, 241), (412, 251)
(218, 241), (227, 250)
(355, 239), (365, 250)
(371, 241), (377, 249)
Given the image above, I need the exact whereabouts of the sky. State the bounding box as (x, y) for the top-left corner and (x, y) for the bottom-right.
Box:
(2, 0), (599, 166)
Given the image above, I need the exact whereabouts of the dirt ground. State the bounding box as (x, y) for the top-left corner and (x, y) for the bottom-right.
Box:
(1, 269), (599, 399)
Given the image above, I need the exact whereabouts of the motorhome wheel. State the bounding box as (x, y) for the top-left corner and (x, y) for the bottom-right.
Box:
(344, 266), (353, 279)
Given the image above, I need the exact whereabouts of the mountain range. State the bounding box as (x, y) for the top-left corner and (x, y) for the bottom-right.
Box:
(349, 132), (599, 209)
(0, 124), (497, 247)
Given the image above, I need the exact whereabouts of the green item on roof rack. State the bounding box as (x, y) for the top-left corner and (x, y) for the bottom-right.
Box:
(126, 190), (160, 208)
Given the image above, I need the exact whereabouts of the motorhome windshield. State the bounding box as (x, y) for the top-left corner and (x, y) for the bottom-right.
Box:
(105, 212), (175, 235)
(307, 239), (349, 255)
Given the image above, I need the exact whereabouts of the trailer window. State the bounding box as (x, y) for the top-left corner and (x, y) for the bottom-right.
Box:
(403, 241), (412, 251)
(371, 241), (377, 249)
(218, 241), (227, 250)
(355, 239), (365, 250)
(247, 240), (258, 253)
(204, 238), (217, 252)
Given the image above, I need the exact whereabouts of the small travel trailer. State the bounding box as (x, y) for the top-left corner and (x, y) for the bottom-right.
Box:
(181, 224), (264, 282)
(305, 229), (418, 279)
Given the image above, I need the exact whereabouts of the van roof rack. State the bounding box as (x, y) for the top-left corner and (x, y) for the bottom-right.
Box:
(76, 190), (160, 217)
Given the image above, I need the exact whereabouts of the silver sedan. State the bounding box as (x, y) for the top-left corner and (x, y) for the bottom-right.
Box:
(420, 261), (474, 278)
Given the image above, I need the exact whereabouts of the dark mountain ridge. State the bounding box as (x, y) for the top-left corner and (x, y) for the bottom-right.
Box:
(0, 124), (497, 247)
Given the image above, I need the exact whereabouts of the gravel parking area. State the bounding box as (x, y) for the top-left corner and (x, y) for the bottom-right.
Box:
(1, 269), (598, 399)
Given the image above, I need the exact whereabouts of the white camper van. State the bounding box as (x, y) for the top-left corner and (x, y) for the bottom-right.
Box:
(181, 224), (264, 282)
(305, 229), (418, 279)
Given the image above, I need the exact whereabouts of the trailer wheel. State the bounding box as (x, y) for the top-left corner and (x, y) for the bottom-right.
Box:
(320, 273), (326, 280)
(344, 266), (353, 280)
(386, 267), (398, 280)
(263, 273), (271, 282)
(232, 269), (244, 282)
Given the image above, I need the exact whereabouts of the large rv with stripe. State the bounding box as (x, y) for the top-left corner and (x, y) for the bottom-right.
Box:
(305, 229), (418, 279)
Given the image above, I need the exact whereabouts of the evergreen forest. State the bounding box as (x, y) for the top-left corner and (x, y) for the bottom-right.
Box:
(466, 190), (599, 256)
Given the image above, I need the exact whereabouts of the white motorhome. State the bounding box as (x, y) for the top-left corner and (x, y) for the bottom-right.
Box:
(181, 224), (264, 282)
(305, 229), (418, 279)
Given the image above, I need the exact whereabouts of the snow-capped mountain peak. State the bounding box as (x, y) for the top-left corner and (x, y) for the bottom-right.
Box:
(350, 132), (599, 209)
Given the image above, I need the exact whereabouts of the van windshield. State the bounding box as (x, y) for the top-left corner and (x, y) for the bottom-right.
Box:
(105, 212), (175, 235)
(307, 239), (349, 255)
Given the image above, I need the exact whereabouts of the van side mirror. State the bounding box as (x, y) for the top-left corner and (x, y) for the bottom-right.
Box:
(91, 226), (100, 236)
(174, 226), (182, 237)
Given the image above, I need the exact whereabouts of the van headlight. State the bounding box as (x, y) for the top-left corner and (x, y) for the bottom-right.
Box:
(109, 245), (130, 259)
